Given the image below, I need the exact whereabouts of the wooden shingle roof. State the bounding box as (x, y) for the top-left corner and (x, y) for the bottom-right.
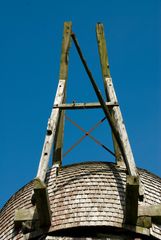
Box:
(1, 162), (161, 239)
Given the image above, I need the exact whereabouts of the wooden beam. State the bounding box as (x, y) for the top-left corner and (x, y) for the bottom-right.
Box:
(96, 23), (124, 167)
(53, 101), (118, 110)
(36, 22), (72, 182)
(96, 23), (137, 176)
(14, 207), (38, 228)
(53, 22), (72, 165)
(138, 204), (161, 217)
(125, 175), (139, 225)
(59, 22), (72, 80)
(33, 178), (51, 227)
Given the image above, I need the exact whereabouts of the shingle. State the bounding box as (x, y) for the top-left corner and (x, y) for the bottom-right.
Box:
(1, 162), (161, 239)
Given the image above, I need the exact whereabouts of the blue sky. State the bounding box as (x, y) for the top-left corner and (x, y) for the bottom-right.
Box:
(0, 0), (161, 208)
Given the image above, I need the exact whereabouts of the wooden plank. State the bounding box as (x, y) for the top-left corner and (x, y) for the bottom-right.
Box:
(14, 207), (38, 228)
(96, 23), (137, 176)
(125, 175), (139, 225)
(138, 204), (161, 217)
(53, 101), (118, 110)
(36, 22), (72, 182)
(33, 178), (51, 227)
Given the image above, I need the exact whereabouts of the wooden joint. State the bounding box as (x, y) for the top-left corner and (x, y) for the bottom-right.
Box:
(125, 175), (139, 225)
(33, 178), (51, 227)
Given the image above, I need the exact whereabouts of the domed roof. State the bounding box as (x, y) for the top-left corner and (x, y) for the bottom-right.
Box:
(1, 162), (161, 239)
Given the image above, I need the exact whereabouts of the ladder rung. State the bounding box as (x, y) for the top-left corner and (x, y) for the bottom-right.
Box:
(53, 101), (118, 110)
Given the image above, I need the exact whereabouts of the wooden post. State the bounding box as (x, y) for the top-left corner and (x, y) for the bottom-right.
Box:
(53, 22), (72, 165)
(96, 23), (140, 225)
(96, 23), (137, 176)
(33, 179), (51, 227)
(96, 23), (124, 167)
(125, 175), (139, 225)
(36, 22), (72, 182)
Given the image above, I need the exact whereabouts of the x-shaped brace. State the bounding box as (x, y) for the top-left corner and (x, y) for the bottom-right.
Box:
(63, 114), (115, 158)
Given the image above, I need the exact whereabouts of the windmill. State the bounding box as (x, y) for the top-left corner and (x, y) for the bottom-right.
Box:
(1, 22), (161, 240)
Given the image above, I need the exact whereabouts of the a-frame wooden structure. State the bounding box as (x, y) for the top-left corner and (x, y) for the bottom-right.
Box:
(14, 22), (161, 236)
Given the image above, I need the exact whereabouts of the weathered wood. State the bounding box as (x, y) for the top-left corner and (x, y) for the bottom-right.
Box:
(53, 101), (118, 110)
(59, 22), (72, 80)
(96, 23), (124, 167)
(125, 175), (139, 225)
(124, 224), (150, 236)
(14, 207), (38, 228)
(52, 109), (65, 165)
(137, 216), (152, 228)
(53, 22), (72, 165)
(33, 178), (51, 227)
(36, 22), (72, 182)
(138, 204), (161, 217)
(96, 23), (137, 176)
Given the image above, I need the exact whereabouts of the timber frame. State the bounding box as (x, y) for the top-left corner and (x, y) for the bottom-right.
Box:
(14, 22), (161, 238)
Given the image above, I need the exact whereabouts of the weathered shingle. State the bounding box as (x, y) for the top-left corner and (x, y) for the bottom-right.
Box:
(1, 162), (161, 239)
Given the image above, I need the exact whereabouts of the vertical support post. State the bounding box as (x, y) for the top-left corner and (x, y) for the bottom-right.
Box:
(96, 23), (124, 166)
(53, 21), (72, 166)
(96, 23), (137, 175)
(96, 23), (139, 225)
(36, 22), (72, 182)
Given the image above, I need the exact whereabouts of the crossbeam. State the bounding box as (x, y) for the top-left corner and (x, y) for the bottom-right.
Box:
(138, 204), (161, 217)
(53, 101), (118, 110)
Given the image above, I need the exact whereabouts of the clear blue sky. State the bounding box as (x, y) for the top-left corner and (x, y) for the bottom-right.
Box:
(0, 0), (161, 208)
